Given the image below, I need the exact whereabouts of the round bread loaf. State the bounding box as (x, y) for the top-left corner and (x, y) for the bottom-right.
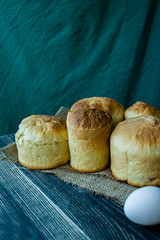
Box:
(71, 97), (124, 130)
(15, 115), (70, 169)
(110, 115), (160, 186)
(67, 108), (112, 172)
(125, 101), (160, 119)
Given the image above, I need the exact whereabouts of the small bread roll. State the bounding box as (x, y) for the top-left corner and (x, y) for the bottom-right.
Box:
(110, 116), (160, 186)
(67, 109), (112, 172)
(71, 97), (124, 130)
(15, 115), (70, 169)
(125, 101), (160, 119)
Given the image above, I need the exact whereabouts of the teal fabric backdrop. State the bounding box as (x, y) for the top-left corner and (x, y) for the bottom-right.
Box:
(0, 0), (160, 135)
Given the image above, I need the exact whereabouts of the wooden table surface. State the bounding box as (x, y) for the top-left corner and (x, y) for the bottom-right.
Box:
(0, 134), (160, 240)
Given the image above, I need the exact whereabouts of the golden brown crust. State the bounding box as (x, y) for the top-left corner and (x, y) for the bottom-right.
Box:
(110, 115), (160, 186)
(111, 169), (158, 187)
(125, 101), (160, 119)
(18, 157), (68, 170)
(70, 163), (108, 173)
(16, 115), (68, 144)
(67, 109), (112, 129)
(71, 96), (123, 113)
(15, 115), (70, 169)
(20, 115), (67, 134)
(67, 107), (112, 172)
(70, 97), (124, 129)
(112, 115), (160, 147)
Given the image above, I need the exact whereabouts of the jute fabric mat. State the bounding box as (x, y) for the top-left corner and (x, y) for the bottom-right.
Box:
(0, 107), (137, 206)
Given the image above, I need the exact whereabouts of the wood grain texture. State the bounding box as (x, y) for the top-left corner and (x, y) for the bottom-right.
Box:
(0, 134), (160, 240)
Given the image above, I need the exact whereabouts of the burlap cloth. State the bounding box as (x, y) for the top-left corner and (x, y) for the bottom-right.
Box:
(0, 107), (137, 206)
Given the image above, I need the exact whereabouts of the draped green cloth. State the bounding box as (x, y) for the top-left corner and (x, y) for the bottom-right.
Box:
(0, 0), (160, 135)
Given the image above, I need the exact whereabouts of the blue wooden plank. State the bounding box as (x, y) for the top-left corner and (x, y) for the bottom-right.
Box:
(0, 163), (91, 240)
(22, 169), (160, 240)
(0, 159), (160, 240)
(0, 135), (160, 240)
(0, 134), (15, 149)
(0, 185), (47, 240)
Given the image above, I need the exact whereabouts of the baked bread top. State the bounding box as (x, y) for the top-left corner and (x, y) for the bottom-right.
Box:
(71, 96), (124, 115)
(15, 115), (68, 144)
(125, 101), (160, 119)
(67, 109), (112, 129)
(70, 97), (124, 129)
(111, 115), (160, 151)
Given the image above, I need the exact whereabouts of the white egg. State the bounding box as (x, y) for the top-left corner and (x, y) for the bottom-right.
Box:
(124, 186), (160, 226)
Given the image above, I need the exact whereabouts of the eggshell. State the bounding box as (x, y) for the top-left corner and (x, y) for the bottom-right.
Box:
(124, 186), (160, 226)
